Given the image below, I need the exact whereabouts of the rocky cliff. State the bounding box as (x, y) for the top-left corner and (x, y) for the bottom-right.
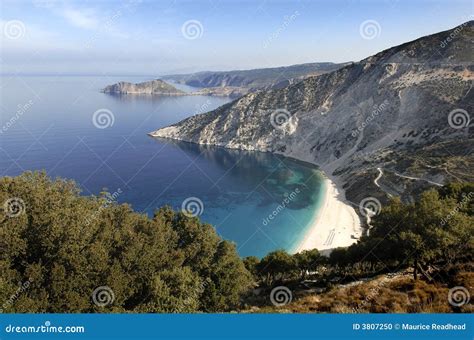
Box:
(102, 79), (186, 95)
(150, 22), (474, 207)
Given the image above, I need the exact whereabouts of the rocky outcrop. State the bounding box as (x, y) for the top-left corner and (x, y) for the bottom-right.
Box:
(150, 22), (474, 206)
(102, 79), (186, 95)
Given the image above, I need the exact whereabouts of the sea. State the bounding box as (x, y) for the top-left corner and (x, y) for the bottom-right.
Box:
(0, 75), (325, 257)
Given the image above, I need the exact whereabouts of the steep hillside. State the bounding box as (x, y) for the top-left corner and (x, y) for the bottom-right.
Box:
(150, 21), (473, 207)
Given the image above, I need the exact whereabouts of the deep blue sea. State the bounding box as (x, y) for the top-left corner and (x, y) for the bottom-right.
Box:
(0, 76), (324, 257)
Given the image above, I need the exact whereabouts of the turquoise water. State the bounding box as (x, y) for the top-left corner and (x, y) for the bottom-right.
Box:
(0, 76), (324, 257)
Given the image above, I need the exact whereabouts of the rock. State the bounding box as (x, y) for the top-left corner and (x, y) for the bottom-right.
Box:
(102, 79), (186, 95)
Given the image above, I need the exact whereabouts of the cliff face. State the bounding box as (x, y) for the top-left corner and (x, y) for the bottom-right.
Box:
(102, 79), (186, 95)
(150, 22), (474, 205)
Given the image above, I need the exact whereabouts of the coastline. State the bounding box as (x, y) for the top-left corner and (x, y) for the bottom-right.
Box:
(148, 134), (363, 254)
(294, 175), (362, 254)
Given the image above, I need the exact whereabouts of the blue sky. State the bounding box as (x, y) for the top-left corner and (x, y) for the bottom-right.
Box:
(1, 0), (472, 75)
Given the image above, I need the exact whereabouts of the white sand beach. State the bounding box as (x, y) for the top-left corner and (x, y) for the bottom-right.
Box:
(295, 176), (362, 254)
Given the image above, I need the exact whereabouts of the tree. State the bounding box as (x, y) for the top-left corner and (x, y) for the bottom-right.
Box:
(325, 183), (473, 281)
(257, 250), (296, 285)
(243, 256), (260, 277)
(200, 241), (252, 311)
(293, 249), (322, 279)
(0, 171), (252, 313)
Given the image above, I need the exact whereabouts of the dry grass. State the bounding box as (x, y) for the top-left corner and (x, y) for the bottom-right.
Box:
(249, 268), (473, 313)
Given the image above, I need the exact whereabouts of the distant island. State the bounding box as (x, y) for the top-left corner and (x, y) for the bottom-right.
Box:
(101, 79), (186, 95)
(101, 62), (346, 98)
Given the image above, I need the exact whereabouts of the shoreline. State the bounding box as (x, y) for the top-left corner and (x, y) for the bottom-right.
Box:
(294, 174), (362, 254)
(148, 135), (363, 254)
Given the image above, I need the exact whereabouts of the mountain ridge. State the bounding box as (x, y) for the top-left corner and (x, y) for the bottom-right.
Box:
(162, 62), (347, 88)
(102, 62), (347, 98)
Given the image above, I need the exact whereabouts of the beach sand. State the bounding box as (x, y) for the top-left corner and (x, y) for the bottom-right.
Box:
(295, 176), (362, 254)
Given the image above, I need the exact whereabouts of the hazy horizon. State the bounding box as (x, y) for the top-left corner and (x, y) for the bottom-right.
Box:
(1, 0), (473, 76)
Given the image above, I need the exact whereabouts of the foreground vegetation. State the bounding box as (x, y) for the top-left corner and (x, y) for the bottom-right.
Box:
(0, 172), (251, 312)
(250, 262), (473, 313)
(1, 172), (472, 313)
